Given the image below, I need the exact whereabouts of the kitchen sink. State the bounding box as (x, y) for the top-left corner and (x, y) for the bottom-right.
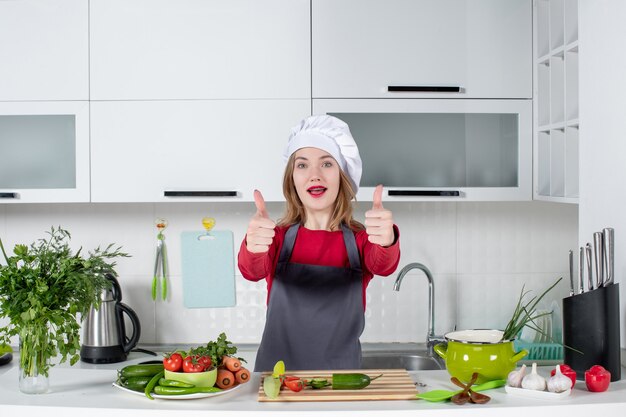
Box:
(360, 352), (444, 371)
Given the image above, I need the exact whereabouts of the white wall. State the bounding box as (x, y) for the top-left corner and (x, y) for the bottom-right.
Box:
(579, 0), (626, 347)
(0, 201), (577, 346)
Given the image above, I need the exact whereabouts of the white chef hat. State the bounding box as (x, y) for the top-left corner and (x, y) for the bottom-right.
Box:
(284, 115), (362, 193)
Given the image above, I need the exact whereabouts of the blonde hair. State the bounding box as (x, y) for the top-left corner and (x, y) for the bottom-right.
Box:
(278, 153), (364, 232)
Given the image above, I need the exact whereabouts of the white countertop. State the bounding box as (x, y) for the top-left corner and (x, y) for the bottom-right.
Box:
(1, 349), (625, 417)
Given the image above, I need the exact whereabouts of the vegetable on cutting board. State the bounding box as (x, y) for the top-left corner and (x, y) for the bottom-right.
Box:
(263, 361), (386, 398)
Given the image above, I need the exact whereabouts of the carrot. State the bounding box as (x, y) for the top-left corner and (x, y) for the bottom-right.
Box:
(216, 368), (235, 389)
(221, 355), (241, 372)
(234, 367), (250, 384)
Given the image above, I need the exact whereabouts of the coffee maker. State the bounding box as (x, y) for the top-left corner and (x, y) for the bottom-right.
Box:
(80, 273), (141, 363)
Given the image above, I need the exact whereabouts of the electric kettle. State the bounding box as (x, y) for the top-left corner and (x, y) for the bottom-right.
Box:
(80, 273), (141, 363)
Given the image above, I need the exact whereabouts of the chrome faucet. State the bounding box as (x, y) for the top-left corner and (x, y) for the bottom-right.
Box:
(393, 263), (446, 355)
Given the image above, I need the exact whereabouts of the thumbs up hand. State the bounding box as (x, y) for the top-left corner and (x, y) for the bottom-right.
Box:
(365, 185), (395, 247)
(245, 190), (276, 253)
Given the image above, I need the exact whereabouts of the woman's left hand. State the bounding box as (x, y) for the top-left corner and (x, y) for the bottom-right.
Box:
(365, 185), (395, 247)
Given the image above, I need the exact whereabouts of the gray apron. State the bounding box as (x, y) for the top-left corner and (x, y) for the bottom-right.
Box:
(254, 223), (365, 371)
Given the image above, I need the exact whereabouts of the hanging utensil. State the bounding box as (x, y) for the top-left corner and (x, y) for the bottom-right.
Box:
(152, 218), (169, 301)
(593, 232), (604, 290)
(603, 227), (614, 286)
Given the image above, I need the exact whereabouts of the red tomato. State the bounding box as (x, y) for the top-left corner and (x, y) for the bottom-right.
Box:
(585, 365), (611, 392)
(283, 377), (305, 392)
(163, 352), (183, 372)
(183, 355), (206, 373)
(197, 355), (212, 370)
(550, 364), (577, 388)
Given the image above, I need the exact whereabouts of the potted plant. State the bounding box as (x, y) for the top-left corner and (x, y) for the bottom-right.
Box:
(0, 226), (128, 394)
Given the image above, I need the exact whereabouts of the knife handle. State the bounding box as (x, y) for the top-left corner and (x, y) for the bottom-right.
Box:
(603, 228), (614, 286)
(578, 246), (585, 294)
(593, 232), (605, 290)
(585, 243), (593, 292)
(568, 249), (574, 296)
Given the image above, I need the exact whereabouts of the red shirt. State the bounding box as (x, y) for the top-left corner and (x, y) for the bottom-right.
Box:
(237, 225), (401, 309)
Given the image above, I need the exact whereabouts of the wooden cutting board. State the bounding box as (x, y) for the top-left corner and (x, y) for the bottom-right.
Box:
(257, 369), (418, 402)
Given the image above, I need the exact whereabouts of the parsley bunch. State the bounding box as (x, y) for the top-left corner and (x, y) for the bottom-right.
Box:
(0, 226), (129, 377)
(191, 332), (245, 367)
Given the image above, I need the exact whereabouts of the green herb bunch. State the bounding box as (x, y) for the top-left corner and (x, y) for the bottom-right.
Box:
(0, 226), (129, 377)
(189, 332), (245, 367)
(501, 277), (563, 342)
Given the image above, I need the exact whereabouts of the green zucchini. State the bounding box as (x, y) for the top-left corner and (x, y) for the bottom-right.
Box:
(118, 376), (152, 392)
(119, 364), (164, 378)
(332, 373), (382, 390)
(153, 385), (222, 395)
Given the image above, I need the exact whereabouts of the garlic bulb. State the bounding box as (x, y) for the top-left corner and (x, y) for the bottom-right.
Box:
(547, 364), (571, 393)
(521, 362), (547, 391)
(507, 364), (527, 388)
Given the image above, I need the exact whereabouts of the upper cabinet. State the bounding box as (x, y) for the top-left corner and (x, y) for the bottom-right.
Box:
(312, 0), (532, 99)
(90, 100), (310, 203)
(0, 101), (90, 203)
(90, 0), (311, 100)
(0, 0), (89, 101)
(314, 99), (532, 201)
(534, 0), (579, 203)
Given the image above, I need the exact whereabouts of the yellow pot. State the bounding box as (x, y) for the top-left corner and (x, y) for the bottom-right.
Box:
(434, 329), (528, 384)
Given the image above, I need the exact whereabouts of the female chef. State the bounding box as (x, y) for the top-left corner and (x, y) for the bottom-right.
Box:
(238, 115), (400, 371)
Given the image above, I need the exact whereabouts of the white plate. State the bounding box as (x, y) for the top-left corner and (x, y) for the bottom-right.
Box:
(505, 385), (571, 400)
(112, 382), (242, 400)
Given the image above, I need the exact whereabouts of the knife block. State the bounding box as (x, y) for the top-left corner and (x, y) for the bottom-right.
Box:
(562, 283), (621, 381)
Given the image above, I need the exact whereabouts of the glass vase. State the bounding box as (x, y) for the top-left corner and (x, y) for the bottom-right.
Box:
(18, 326), (50, 394)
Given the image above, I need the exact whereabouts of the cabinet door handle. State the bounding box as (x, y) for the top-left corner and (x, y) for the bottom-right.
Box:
(0, 192), (18, 199)
(387, 86), (461, 93)
(388, 190), (460, 197)
(164, 191), (238, 197)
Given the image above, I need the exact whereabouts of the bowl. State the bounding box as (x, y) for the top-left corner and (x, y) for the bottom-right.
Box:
(164, 367), (217, 387)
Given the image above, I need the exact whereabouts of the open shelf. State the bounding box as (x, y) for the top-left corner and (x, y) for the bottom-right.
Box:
(534, 0), (579, 204)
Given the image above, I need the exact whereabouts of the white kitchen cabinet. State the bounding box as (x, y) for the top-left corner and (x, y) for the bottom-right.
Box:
(313, 99), (532, 202)
(90, 100), (311, 202)
(0, 0), (88, 101)
(0, 101), (90, 203)
(312, 0), (532, 99)
(90, 0), (310, 100)
(533, 0), (579, 203)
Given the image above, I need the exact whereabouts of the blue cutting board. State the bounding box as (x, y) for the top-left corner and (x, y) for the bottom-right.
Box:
(181, 230), (236, 308)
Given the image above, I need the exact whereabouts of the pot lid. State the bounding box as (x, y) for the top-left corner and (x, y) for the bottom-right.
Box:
(444, 329), (507, 344)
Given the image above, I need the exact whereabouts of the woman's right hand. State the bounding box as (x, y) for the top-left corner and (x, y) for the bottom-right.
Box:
(245, 190), (276, 253)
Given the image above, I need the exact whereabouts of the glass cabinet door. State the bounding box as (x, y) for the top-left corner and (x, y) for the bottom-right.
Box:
(0, 102), (89, 203)
(313, 99), (531, 201)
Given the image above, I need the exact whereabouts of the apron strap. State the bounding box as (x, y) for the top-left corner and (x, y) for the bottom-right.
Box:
(277, 223), (362, 274)
(341, 223), (362, 273)
(276, 223), (300, 274)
